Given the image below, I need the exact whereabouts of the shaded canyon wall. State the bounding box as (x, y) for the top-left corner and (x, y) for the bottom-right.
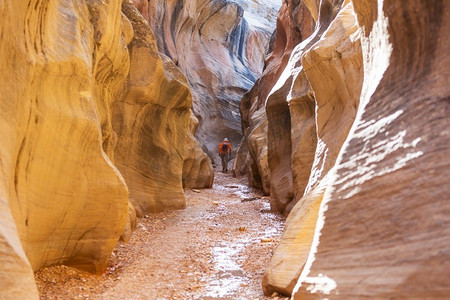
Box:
(133, 0), (281, 162)
(234, 0), (450, 297)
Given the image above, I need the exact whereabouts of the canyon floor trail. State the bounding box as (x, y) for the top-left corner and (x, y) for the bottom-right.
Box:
(36, 171), (286, 299)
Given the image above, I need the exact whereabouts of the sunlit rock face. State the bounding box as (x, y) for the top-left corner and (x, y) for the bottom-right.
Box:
(0, 0), (130, 296)
(293, 0), (450, 298)
(255, 0), (449, 297)
(262, 0), (363, 295)
(114, 3), (194, 215)
(134, 0), (280, 162)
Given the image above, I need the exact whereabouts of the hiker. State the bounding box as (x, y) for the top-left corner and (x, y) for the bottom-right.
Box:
(218, 138), (232, 172)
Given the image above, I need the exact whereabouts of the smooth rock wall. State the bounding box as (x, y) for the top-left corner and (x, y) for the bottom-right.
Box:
(294, 0), (450, 298)
(244, 0), (450, 297)
(0, 1), (131, 297)
(140, 0), (280, 162)
(183, 112), (215, 189)
(264, 1), (363, 294)
(114, 2), (193, 215)
(234, 0), (314, 196)
(0, 0), (209, 297)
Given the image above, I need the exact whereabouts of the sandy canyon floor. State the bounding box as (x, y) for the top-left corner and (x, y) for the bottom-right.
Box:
(35, 171), (287, 299)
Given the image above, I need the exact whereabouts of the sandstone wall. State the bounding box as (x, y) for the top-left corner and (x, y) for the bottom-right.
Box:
(114, 3), (191, 216)
(0, 0), (132, 297)
(137, 0), (280, 162)
(0, 0), (208, 297)
(293, 0), (450, 298)
(183, 112), (215, 189)
(241, 0), (450, 297)
(234, 0), (314, 196)
(263, 1), (364, 294)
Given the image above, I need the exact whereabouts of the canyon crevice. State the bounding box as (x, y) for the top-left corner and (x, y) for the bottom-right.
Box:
(0, 0), (449, 299)
(132, 0), (281, 162)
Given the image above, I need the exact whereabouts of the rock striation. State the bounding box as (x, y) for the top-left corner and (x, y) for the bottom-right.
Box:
(261, 0), (363, 294)
(114, 2), (191, 216)
(0, 0), (131, 297)
(235, 0), (450, 297)
(183, 112), (215, 189)
(234, 0), (315, 196)
(0, 0), (213, 298)
(293, 0), (450, 298)
(134, 0), (280, 162)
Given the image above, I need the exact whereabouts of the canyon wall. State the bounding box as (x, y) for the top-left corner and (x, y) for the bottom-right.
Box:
(0, 0), (130, 297)
(134, 0), (280, 162)
(114, 3), (189, 216)
(293, 0), (450, 298)
(0, 0), (212, 298)
(235, 0), (450, 297)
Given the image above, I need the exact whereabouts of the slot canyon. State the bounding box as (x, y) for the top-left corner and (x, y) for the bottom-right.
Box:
(0, 0), (449, 299)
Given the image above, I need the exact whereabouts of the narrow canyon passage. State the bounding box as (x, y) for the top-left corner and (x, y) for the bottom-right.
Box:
(35, 171), (286, 299)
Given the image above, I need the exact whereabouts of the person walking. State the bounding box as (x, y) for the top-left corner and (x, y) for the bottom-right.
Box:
(218, 138), (232, 172)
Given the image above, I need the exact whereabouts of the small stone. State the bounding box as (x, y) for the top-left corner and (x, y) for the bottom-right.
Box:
(192, 189), (201, 193)
(239, 226), (245, 231)
(271, 292), (279, 297)
(261, 237), (273, 243)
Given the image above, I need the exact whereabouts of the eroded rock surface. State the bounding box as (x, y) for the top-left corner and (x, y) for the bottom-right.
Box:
(183, 112), (215, 189)
(0, 0), (212, 297)
(114, 3), (214, 215)
(293, 0), (450, 298)
(234, 0), (314, 198)
(134, 0), (280, 161)
(239, 0), (449, 297)
(113, 3), (191, 216)
(0, 0), (131, 297)
(262, 0), (363, 295)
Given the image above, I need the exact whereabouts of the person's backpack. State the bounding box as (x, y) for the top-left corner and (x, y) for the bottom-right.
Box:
(221, 142), (229, 152)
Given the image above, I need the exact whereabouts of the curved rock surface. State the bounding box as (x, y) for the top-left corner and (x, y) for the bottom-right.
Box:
(0, 0), (131, 297)
(113, 3), (192, 216)
(237, 0), (450, 297)
(293, 0), (450, 298)
(135, 0), (280, 162)
(0, 0), (211, 297)
(262, 0), (363, 294)
(234, 0), (314, 197)
(183, 112), (215, 189)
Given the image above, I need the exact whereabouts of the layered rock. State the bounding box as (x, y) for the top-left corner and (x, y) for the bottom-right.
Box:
(183, 112), (215, 189)
(0, 0), (211, 297)
(113, 2), (193, 215)
(234, 0), (314, 196)
(241, 0), (450, 297)
(294, 0), (450, 298)
(262, 0), (363, 295)
(136, 0), (280, 162)
(0, 1), (131, 297)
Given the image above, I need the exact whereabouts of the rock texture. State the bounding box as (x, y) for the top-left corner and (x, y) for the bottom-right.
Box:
(293, 0), (450, 298)
(135, 0), (280, 161)
(183, 112), (215, 189)
(238, 0), (450, 297)
(234, 0), (315, 196)
(0, 0), (131, 296)
(113, 3), (192, 216)
(0, 0), (212, 297)
(262, 0), (363, 295)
